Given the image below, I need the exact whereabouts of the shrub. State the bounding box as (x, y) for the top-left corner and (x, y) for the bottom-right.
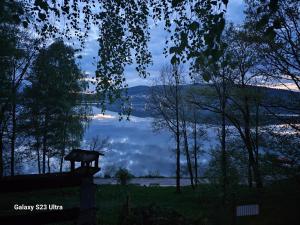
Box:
(115, 168), (134, 185)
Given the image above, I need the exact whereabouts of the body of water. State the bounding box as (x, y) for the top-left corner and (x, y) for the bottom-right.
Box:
(83, 107), (219, 177)
(94, 177), (209, 186)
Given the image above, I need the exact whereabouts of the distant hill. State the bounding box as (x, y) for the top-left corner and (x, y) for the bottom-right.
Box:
(85, 84), (300, 124)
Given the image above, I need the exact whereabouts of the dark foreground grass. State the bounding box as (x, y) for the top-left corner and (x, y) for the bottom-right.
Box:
(0, 180), (299, 225)
(96, 185), (203, 225)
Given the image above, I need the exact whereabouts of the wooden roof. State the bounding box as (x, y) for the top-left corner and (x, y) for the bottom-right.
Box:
(64, 149), (104, 162)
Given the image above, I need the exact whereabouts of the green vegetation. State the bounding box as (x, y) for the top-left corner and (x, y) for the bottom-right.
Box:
(0, 180), (299, 225)
(114, 168), (134, 186)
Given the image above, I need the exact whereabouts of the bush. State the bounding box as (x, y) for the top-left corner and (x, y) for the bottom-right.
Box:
(115, 168), (134, 185)
(104, 173), (111, 178)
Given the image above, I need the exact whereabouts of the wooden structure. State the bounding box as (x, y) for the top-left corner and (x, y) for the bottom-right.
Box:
(0, 149), (104, 225)
(65, 149), (104, 225)
(64, 148), (104, 175)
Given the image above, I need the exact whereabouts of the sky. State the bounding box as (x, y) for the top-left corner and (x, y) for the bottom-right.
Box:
(77, 0), (246, 89)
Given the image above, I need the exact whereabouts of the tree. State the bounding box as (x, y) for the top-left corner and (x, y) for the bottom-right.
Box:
(189, 25), (266, 197)
(149, 64), (184, 193)
(0, 0), (233, 176)
(1, 0), (229, 116)
(23, 40), (90, 173)
(189, 28), (235, 199)
(245, 0), (300, 131)
(115, 168), (134, 186)
(218, 27), (264, 189)
(0, 11), (36, 176)
(180, 101), (195, 189)
(187, 105), (206, 186)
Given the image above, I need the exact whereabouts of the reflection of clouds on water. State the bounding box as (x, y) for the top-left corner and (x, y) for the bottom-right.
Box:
(20, 108), (218, 175)
(93, 113), (115, 120)
(83, 109), (175, 176)
(83, 108), (219, 176)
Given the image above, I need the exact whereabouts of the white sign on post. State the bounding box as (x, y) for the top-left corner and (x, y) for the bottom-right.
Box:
(236, 204), (259, 216)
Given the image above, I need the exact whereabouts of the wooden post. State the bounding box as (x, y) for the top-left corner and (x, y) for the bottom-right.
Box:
(71, 161), (75, 172)
(232, 193), (237, 225)
(78, 176), (97, 225)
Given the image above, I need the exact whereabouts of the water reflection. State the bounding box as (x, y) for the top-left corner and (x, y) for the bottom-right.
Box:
(83, 107), (218, 177)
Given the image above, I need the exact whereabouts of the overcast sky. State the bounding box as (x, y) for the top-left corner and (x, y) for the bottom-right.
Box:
(77, 0), (245, 88)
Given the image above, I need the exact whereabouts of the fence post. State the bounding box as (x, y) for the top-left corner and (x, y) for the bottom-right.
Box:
(231, 193), (236, 225)
(78, 176), (97, 225)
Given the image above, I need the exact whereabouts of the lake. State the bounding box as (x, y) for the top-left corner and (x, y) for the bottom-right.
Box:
(83, 107), (219, 177)
(94, 177), (210, 186)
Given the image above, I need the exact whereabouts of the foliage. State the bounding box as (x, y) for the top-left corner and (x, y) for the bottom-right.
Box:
(22, 40), (90, 173)
(245, 0), (300, 131)
(0, 0), (230, 117)
(115, 168), (134, 185)
(0, 5), (37, 176)
(204, 146), (242, 191)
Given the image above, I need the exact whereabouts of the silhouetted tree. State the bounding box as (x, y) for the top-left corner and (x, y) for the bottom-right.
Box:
(23, 40), (90, 173)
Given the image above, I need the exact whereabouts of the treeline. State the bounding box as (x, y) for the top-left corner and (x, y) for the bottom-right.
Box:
(0, 6), (90, 176)
(149, 0), (300, 199)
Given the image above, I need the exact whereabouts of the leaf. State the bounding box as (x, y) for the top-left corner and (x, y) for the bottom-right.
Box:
(265, 27), (276, 40)
(38, 12), (46, 21)
(203, 73), (211, 82)
(171, 55), (179, 65)
(22, 21), (28, 28)
(269, 0), (279, 12)
(34, 0), (49, 11)
(222, 0), (229, 7)
(180, 31), (188, 49)
(169, 47), (177, 54)
(172, 0), (184, 7)
(12, 14), (21, 24)
(273, 18), (281, 29)
(189, 21), (199, 31)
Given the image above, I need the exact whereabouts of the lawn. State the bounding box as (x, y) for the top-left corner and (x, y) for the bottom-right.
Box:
(0, 179), (299, 225)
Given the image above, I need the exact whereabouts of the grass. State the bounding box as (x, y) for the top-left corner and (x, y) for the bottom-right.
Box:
(96, 185), (204, 225)
(0, 180), (300, 225)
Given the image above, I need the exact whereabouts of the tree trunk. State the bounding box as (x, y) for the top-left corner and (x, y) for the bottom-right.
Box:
(193, 117), (198, 186)
(244, 128), (263, 188)
(36, 137), (41, 174)
(244, 96), (263, 189)
(10, 94), (16, 176)
(59, 115), (68, 173)
(248, 155), (253, 188)
(10, 68), (17, 176)
(175, 70), (181, 193)
(175, 131), (181, 193)
(255, 103), (259, 169)
(47, 153), (50, 173)
(221, 74), (228, 203)
(183, 120), (195, 189)
(42, 137), (46, 174)
(42, 115), (48, 174)
(0, 115), (7, 177)
(0, 130), (3, 177)
(59, 148), (65, 173)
